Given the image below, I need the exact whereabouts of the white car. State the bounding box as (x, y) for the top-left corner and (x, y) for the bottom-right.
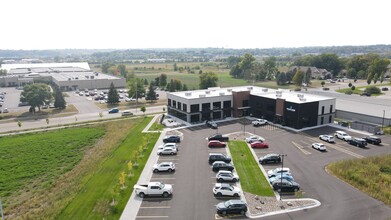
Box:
(152, 162), (176, 173)
(157, 147), (177, 155)
(267, 167), (291, 178)
(319, 135), (335, 143)
(335, 130), (352, 141)
(216, 170), (239, 182)
(121, 110), (133, 116)
(2, 108), (9, 113)
(252, 119), (268, 126)
(213, 183), (241, 197)
(245, 135), (265, 143)
(312, 143), (327, 151)
(158, 143), (178, 151)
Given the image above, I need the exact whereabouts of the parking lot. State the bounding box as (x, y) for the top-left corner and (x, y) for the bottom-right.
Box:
(135, 121), (391, 220)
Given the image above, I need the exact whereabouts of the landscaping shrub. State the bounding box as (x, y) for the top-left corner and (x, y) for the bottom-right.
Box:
(364, 86), (381, 94)
(345, 90), (353, 95)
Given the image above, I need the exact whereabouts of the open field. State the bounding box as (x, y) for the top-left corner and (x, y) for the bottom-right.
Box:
(228, 141), (274, 196)
(328, 154), (391, 206)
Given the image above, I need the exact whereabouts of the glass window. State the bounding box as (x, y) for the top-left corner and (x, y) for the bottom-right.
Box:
(183, 104), (187, 112)
(168, 99), (171, 106)
(190, 104), (199, 113)
(173, 100), (176, 108)
(242, 100), (249, 107)
(223, 101), (231, 108)
(213, 101), (221, 109)
(322, 106), (325, 115)
(330, 105), (333, 113)
(329, 115), (332, 123)
(178, 102), (182, 110)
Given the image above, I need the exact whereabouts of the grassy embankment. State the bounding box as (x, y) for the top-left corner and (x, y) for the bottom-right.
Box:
(0, 104), (79, 120)
(228, 141), (274, 196)
(1, 117), (157, 219)
(328, 154), (391, 206)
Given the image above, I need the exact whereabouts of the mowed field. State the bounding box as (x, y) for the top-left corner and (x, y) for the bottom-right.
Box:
(1, 117), (158, 220)
(328, 154), (391, 206)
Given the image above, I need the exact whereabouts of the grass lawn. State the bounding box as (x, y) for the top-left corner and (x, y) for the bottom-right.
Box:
(228, 141), (274, 196)
(0, 127), (105, 199)
(328, 154), (391, 206)
(57, 117), (158, 219)
(149, 122), (164, 131)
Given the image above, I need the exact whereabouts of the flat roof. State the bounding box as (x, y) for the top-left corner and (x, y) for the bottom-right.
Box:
(51, 71), (120, 81)
(169, 86), (334, 104)
(1, 62), (90, 71)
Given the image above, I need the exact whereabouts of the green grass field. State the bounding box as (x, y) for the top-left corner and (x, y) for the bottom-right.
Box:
(0, 127), (105, 199)
(328, 154), (391, 206)
(228, 141), (274, 196)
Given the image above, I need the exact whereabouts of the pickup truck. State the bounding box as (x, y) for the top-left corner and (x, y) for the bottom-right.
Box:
(134, 182), (173, 198)
(208, 134), (229, 142)
(252, 119), (268, 126)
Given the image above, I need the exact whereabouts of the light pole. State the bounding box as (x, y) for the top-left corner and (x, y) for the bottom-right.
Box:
(279, 154), (287, 200)
(382, 110), (385, 132)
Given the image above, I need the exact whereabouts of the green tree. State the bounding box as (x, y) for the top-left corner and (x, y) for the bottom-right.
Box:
(351, 85), (356, 91)
(367, 72), (374, 85)
(107, 82), (120, 104)
(53, 86), (66, 109)
(292, 71), (305, 86)
(182, 84), (188, 91)
(146, 83), (157, 102)
(229, 53), (255, 79)
(173, 79), (182, 91)
(102, 62), (114, 73)
(263, 56), (277, 80)
(276, 72), (287, 85)
(304, 67), (312, 84)
(128, 78), (145, 100)
(140, 106), (146, 114)
(369, 58), (390, 84)
(199, 72), (218, 89)
(20, 83), (52, 111)
(321, 81), (325, 87)
(117, 64), (128, 77)
(159, 74), (168, 87)
(227, 56), (240, 68)
(173, 63), (178, 71)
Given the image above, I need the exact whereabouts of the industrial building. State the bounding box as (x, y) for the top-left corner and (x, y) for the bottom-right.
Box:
(0, 62), (126, 90)
(167, 86), (336, 129)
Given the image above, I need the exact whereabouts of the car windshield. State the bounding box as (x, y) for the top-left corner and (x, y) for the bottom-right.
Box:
(224, 201), (232, 207)
(159, 183), (165, 189)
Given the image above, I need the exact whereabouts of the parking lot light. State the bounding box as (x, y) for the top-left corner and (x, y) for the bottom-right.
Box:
(279, 154), (287, 201)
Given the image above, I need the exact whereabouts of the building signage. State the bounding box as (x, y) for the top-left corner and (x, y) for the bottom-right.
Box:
(286, 106), (296, 112)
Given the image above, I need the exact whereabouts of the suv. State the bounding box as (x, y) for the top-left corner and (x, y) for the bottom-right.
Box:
(163, 135), (181, 143)
(252, 119), (268, 127)
(213, 183), (241, 197)
(216, 170), (239, 182)
(267, 167), (291, 178)
(209, 153), (231, 164)
(363, 136), (381, 145)
(208, 134), (229, 142)
(216, 199), (247, 216)
(157, 147), (177, 155)
(152, 162), (175, 173)
(259, 154), (281, 164)
(245, 135), (265, 143)
(158, 143), (178, 151)
(319, 134), (335, 143)
(272, 179), (300, 192)
(349, 138), (367, 147)
(335, 130), (352, 141)
(212, 161), (234, 172)
(206, 120), (218, 129)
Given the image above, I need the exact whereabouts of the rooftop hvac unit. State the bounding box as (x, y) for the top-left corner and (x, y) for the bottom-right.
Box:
(199, 94), (206, 98)
(68, 78), (71, 81)
(85, 76), (89, 79)
(205, 91), (211, 94)
(185, 92), (192, 96)
(90, 75), (94, 79)
(247, 86), (253, 90)
(299, 97), (306, 102)
(219, 92), (225, 96)
(227, 89), (232, 92)
(297, 94), (304, 98)
(276, 93), (282, 97)
(262, 88), (268, 92)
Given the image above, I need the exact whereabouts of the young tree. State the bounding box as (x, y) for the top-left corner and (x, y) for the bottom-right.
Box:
(159, 73), (168, 87)
(20, 83), (52, 112)
(140, 106), (146, 114)
(146, 83), (157, 102)
(367, 72), (374, 85)
(304, 68), (312, 84)
(107, 82), (120, 104)
(199, 72), (218, 89)
(321, 81), (325, 87)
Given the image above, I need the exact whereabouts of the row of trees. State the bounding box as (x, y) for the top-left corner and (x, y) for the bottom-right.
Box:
(20, 83), (66, 112)
(229, 54), (278, 81)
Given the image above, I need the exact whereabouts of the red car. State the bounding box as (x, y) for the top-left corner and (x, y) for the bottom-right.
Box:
(250, 141), (269, 148)
(208, 140), (226, 148)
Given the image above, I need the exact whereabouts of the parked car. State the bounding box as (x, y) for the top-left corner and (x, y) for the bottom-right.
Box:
(360, 92), (371, 97)
(152, 162), (176, 173)
(216, 170), (239, 182)
(213, 183), (241, 197)
(335, 130), (352, 141)
(2, 108), (8, 113)
(157, 143), (178, 151)
(272, 179), (300, 192)
(216, 199), (247, 216)
(206, 120), (218, 129)
(245, 135), (265, 143)
(108, 108), (119, 114)
(267, 167), (290, 178)
(269, 173), (294, 184)
(157, 147), (177, 155)
(163, 135), (181, 143)
(121, 110), (133, 116)
(363, 136), (382, 145)
(259, 154), (281, 164)
(252, 119), (268, 126)
(250, 141), (269, 148)
(208, 140), (226, 148)
(349, 138), (367, 147)
(312, 143), (327, 151)
(134, 182), (173, 198)
(212, 161), (234, 172)
(208, 134), (229, 142)
(209, 153), (231, 164)
(381, 87), (389, 91)
(319, 134), (335, 143)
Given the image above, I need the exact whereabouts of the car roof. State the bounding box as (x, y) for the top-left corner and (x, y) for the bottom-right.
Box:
(227, 199), (246, 205)
(217, 170), (232, 174)
(264, 153), (279, 157)
(215, 183), (231, 187)
(159, 162), (173, 165)
(209, 153), (224, 156)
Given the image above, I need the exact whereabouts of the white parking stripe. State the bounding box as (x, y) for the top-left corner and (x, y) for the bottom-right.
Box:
(150, 177), (176, 180)
(292, 141), (312, 155)
(136, 216), (169, 218)
(140, 206), (171, 209)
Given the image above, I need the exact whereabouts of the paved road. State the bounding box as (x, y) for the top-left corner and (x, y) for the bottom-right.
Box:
(135, 122), (391, 220)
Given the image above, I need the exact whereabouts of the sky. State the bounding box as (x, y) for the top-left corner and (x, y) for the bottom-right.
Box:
(1, 0), (391, 50)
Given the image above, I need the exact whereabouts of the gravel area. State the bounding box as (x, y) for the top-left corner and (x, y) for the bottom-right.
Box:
(244, 192), (317, 216)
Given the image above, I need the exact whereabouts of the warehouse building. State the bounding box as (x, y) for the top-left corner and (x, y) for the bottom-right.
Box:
(167, 86), (336, 129)
(0, 62), (126, 90)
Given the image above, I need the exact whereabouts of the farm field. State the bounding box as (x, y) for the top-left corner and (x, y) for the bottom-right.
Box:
(2, 117), (157, 220)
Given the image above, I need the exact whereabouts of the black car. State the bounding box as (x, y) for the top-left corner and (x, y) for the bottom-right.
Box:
(162, 135), (181, 143)
(208, 134), (229, 142)
(259, 153), (281, 164)
(349, 138), (367, 147)
(209, 153), (231, 164)
(363, 136), (381, 145)
(360, 92), (371, 97)
(212, 161), (234, 172)
(272, 179), (300, 193)
(206, 120), (218, 129)
(216, 200), (247, 216)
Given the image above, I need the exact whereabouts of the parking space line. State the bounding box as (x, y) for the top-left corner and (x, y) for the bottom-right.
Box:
(291, 141), (312, 155)
(150, 177), (176, 180)
(158, 158), (180, 161)
(327, 144), (364, 159)
(140, 206), (171, 209)
(136, 216), (169, 218)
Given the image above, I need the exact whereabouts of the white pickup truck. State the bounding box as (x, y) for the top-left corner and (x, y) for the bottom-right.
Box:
(134, 182), (173, 198)
(252, 119), (268, 126)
